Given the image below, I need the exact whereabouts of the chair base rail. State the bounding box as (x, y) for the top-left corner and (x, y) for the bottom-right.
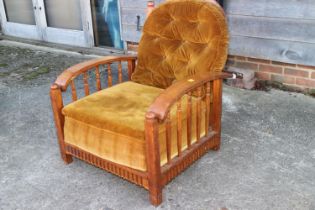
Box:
(65, 144), (149, 189)
(64, 133), (220, 204)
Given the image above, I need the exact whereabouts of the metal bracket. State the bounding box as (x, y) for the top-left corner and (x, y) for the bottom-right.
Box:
(136, 15), (142, 31)
(223, 70), (244, 79)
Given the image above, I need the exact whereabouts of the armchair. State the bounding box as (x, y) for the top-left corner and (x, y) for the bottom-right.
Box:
(50, 0), (230, 206)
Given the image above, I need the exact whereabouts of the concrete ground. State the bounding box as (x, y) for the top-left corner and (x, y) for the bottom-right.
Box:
(0, 41), (315, 210)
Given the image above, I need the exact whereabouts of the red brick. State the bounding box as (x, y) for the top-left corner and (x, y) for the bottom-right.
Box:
(312, 72), (315, 79)
(284, 68), (309, 78)
(234, 56), (246, 61)
(248, 57), (270, 64)
(296, 78), (315, 88)
(272, 61), (296, 67)
(255, 72), (270, 80)
(234, 61), (258, 71)
(259, 64), (283, 74)
(297, 64), (315, 70)
(271, 74), (295, 84)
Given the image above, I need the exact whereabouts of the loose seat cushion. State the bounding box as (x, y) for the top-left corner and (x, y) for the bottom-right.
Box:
(63, 82), (205, 171)
(131, 0), (228, 88)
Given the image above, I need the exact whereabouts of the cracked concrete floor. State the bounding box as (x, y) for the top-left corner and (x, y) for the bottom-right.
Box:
(0, 42), (315, 210)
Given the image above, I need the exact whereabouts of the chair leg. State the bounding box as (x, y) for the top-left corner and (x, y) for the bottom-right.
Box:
(149, 187), (162, 206)
(62, 153), (73, 164)
(212, 135), (221, 151)
(50, 85), (73, 165)
(145, 112), (163, 206)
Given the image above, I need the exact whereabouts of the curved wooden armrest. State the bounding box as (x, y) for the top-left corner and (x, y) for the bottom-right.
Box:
(147, 71), (231, 121)
(54, 55), (137, 91)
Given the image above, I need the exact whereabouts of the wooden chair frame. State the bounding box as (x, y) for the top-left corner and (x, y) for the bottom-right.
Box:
(50, 55), (230, 206)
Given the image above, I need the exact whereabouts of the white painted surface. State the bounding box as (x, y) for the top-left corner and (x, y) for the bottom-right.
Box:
(0, 40), (101, 58)
(0, 0), (94, 47)
(0, 0), (41, 40)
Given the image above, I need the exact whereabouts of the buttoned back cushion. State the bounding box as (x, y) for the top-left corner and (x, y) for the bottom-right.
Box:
(131, 0), (229, 89)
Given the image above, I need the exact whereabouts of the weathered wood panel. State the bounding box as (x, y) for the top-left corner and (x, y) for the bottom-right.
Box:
(120, 0), (163, 42)
(228, 15), (315, 44)
(120, 0), (315, 66)
(121, 8), (146, 26)
(224, 0), (315, 66)
(225, 0), (315, 20)
(229, 35), (315, 66)
(120, 0), (149, 9)
(121, 24), (142, 42)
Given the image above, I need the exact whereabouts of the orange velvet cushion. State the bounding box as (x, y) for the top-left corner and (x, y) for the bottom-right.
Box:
(62, 82), (205, 171)
(131, 0), (228, 88)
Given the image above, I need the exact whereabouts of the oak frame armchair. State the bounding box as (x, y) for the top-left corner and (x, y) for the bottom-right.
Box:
(50, 0), (230, 206)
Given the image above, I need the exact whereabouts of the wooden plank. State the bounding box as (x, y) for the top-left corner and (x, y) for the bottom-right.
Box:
(120, 0), (164, 42)
(120, 0), (148, 9)
(120, 0), (164, 9)
(225, 0), (315, 20)
(90, 0), (99, 45)
(120, 0), (315, 67)
(228, 15), (315, 44)
(121, 24), (142, 42)
(229, 35), (315, 66)
(80, 0), (95, 47)
(121, 8), (146, 25)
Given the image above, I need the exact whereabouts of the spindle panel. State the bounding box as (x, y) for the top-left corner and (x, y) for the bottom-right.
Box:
(83, 72), (90, 96)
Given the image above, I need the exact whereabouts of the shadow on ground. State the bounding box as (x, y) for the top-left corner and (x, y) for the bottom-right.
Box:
(0, 43), (315, 210)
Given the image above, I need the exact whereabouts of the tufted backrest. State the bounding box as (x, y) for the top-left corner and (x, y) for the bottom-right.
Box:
(131, 0), (229, 89)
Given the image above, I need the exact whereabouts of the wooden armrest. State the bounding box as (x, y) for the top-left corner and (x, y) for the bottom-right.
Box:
(54, 55), (137, 91)
(147, 71), (231, 121)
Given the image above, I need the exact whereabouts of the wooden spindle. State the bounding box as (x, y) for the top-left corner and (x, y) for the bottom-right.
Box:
(196, 87), (202, 142)
(70, 79), (77, 101)
(213, 80), (222, 133)
(127, 59), (136, 80)
(165, 113), (172, 163)
(177, 100), (182, 156)
(208, 81), (214, 132)
(118, 61), (123, 83)
(212, 79), (223, 145)
(205, 82), (211, 136)
(83, 72), (90, 96)
(95, 66), (101, 91)
(187, 92), (192, 148)
(107, 64), (112, 87)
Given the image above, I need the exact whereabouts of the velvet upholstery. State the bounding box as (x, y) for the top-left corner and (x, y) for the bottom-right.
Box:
(63, 82), (205, 171)
(131, 0), (228, 88)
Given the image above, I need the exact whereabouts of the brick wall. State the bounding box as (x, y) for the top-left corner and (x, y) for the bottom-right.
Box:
(226, 55), (315, 90)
